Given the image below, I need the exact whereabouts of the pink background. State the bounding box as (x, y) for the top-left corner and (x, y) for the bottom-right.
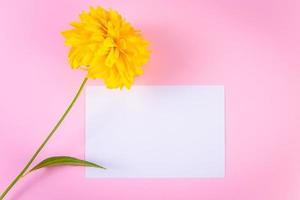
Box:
(0, 0), (299, 199)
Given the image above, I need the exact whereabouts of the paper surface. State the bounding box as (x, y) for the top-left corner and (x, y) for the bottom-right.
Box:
(86, 86), (224, 178)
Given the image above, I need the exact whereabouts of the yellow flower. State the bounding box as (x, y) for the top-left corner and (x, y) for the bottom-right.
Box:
(62, 6), (150, 89)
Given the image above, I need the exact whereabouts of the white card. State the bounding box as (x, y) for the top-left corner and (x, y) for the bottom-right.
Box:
(86, 86), (224, 178)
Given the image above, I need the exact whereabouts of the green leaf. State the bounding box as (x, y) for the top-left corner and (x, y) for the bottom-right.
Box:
(27, 156), (105, 174)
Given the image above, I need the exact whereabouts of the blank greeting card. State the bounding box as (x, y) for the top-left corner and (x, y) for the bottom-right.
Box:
(85, 86), (224, 178)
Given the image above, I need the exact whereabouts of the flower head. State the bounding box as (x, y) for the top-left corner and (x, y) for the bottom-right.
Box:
(62, 6), (150, 89)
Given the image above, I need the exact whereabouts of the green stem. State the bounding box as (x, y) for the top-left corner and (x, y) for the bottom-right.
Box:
(0, 77), (88, 200)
